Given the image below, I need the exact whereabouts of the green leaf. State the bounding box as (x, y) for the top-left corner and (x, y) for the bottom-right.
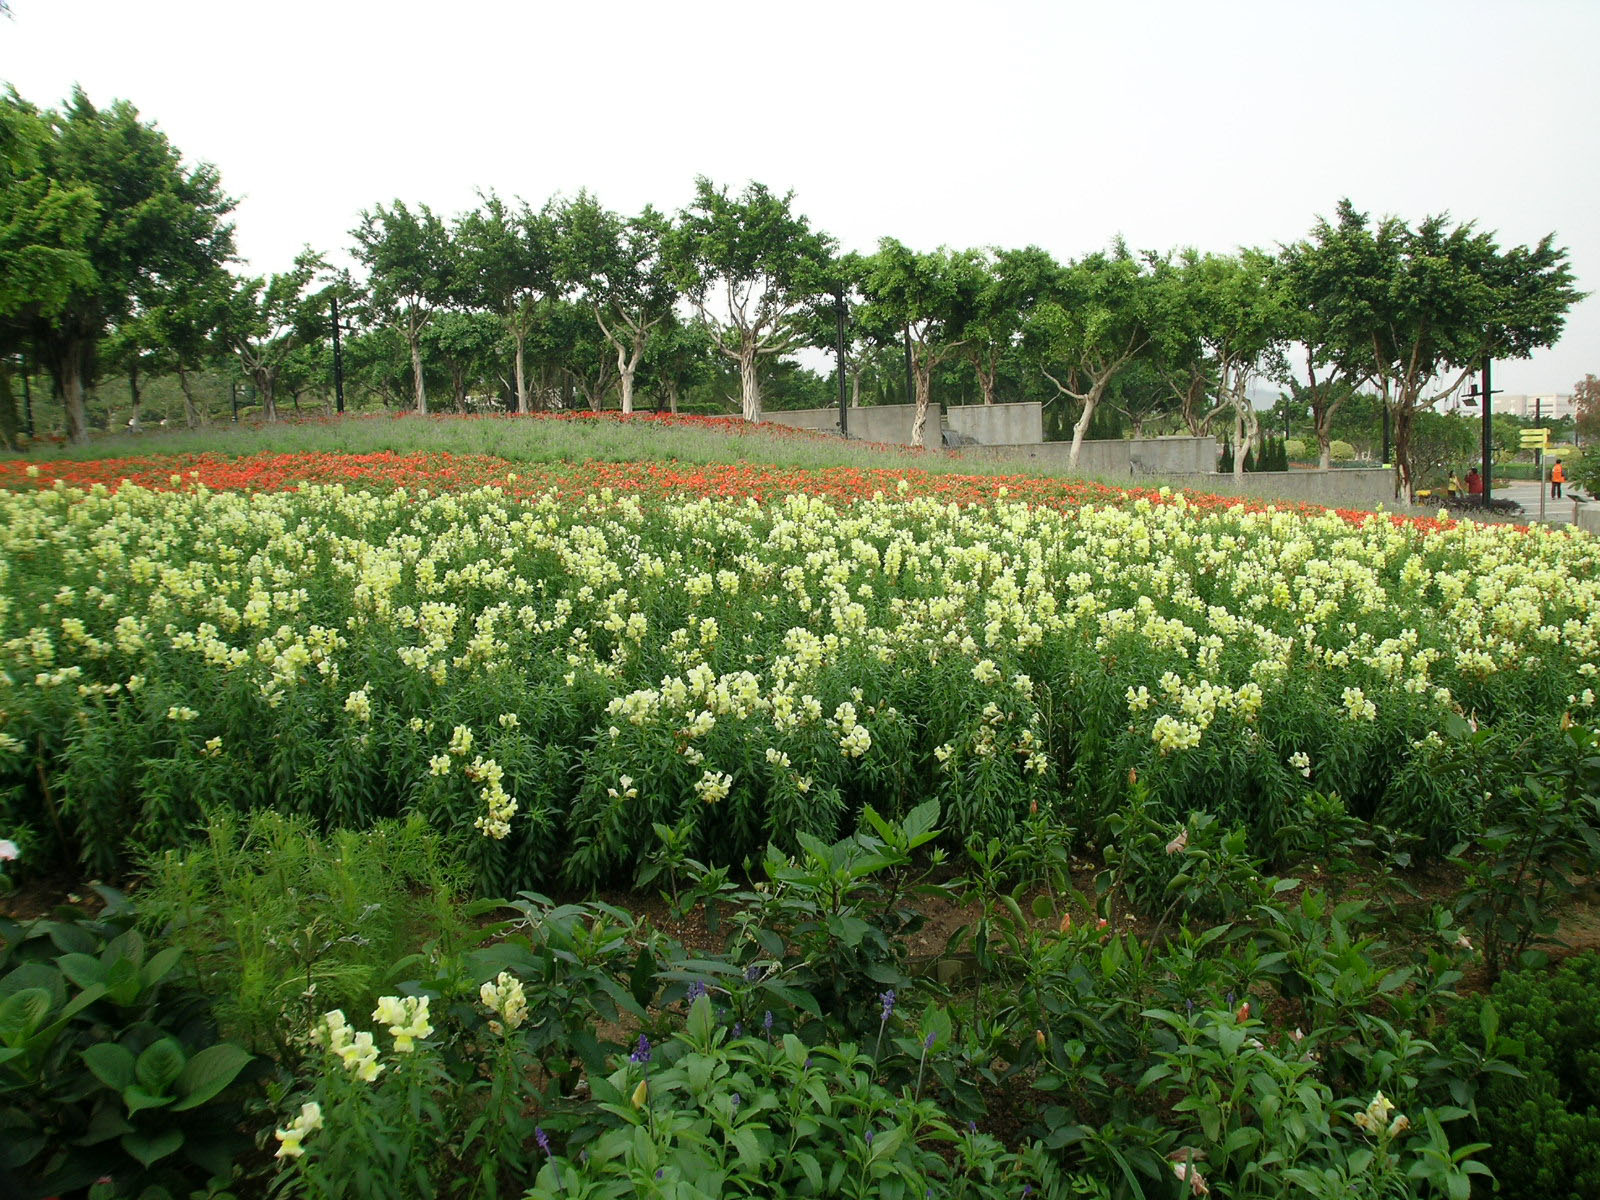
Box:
(140, 946), (184, 989)
(686, 993), (716, 1047)
(81, 1042), (136, 1091)
(170, 1043), (253, 1111)
(0, 987), (52, 1041)
(134, 1038), (186, 1096)
(120, 1127), (183, 1167)
(56, 953), (106, 992)
(122, 1083), (176, 1115)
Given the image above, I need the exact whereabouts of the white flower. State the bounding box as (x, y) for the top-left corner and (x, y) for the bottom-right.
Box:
(274, 1101), (323, 1159)
(0, 839), (18, 862)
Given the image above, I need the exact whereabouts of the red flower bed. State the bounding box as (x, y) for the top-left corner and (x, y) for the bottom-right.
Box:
(0, 449), (1460, 531)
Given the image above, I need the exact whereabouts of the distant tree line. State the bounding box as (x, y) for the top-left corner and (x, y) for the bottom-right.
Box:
(1, 86), (1583, 494)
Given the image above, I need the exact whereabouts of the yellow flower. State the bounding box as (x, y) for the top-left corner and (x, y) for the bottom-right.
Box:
(632, 1078), (649, 1108)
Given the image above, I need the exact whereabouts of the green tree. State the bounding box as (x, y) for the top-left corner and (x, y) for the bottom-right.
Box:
(423, 308), (501, 414)
(668, 178), (834, 423)
(859, 239), (985, 445)
(556, 193), (677, 415)
(4, 88), (234, 444)
(962, 246), (1054, 407)
(640, 315), (717, 414)
(1298, 199), (1579, 497)
(1574, 373), (1600, 447)
(1024, 242), (1160, 467)
(1280, 225), (1381, 468)
(455, 192), (552, 414)
(221, 250), (327, 423)
(352, 200), (453, 414)
(1171, 248), (1287, 480)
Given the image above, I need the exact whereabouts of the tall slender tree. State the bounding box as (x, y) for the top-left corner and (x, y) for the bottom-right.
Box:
(859, 239), (986, 446)
(1024, 242), (1159, 468)
(6, 88), (234, 443)
(668, 178), (834, 422)
(352, 200), (453, 414)
(556, 192), (677, 415)
(455, 193), (552, 414)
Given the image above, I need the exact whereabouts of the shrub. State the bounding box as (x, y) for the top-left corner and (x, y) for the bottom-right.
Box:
(1445, 952), (1600, 1199)
(1284, 437), (1309, 461)
(1330, 439), (1356, 461)
(135, 810), (476, 1056)
(0, 888), (257, 1197)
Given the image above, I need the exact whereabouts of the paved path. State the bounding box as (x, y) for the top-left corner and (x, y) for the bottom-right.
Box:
(1493, 479), (1586, 525)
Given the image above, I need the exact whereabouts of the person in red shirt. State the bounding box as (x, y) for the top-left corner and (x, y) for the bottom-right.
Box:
(1466, 468), (1483, 496)
(1551, 459), (1565, 499)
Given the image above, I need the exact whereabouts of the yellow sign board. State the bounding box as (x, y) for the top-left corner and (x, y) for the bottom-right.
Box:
(1520, 428), (1550, 449)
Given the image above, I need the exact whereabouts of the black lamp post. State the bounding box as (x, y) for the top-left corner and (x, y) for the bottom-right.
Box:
(1464, 358), (1497, 505)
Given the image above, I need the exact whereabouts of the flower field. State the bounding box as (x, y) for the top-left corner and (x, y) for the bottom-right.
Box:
(2, 453), (1594, 889)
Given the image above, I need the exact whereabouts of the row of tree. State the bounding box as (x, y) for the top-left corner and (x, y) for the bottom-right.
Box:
(0, 87), (1583, 494)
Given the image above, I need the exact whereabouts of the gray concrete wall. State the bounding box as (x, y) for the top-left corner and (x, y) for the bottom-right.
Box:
(1156, 468), (1398, 508)
(960, 436), (1217, 476)
(763, 403), (940, 449)
(1577, 506), (1600, 535)
(945, 402), (1043, 445)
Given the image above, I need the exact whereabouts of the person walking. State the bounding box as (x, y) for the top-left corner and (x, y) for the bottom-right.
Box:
(1550, 459), (1565, 499)
(1466, 467), (1483, 497)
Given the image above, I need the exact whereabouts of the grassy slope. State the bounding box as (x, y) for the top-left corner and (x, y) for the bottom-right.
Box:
(13, 412), (1136, 484)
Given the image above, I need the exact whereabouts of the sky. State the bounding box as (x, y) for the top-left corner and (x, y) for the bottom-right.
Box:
(4, 0), (1598, 395)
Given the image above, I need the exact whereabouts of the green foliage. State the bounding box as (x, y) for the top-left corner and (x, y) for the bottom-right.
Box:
(135, 810), (475, 1055)
(1329, 438), (1356, 461)
(0, 888), (256, 1197)
(1449, 721), (1600, 981)
(1445, 953), (1600, 1200)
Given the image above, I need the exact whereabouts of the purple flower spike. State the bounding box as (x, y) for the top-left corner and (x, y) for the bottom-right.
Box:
(630, 1034), (652, 1064)
(865, 1129), (874, 1147)
(879, 989), (896, 1022)
(686, 979), (708, 1003)
(923, 1030), (936, 1049)
(535, 1126), (551, 1155)
(733, 1021), (743, 1037)
(763, 1009), (774, 1033)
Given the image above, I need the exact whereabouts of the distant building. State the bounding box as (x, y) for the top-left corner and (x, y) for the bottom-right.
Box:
(1436, 391), (1575, 422)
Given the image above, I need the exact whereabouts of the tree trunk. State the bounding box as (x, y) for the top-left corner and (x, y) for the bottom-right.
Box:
(127, 359), (142, 432)
(59, 342), (91, 445)
(738, 345), (761, 422)
(176, 365), (206, 427)
(258, 371), (279, 423)
(973, 352), (998, 406)
(667, 381), (680, 415)
(1065, 376), (1112, 470)
(1392, 399), (1416, 500)
(0, 366), (21, 452)
(452, 362), (468, 414)
(910, 359), (934, 447)
(513, 326), (530, 414)
(408, 333), (427, 414)
(1316, 412), (1333, 470)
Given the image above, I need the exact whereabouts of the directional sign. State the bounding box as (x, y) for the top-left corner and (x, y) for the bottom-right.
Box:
(1520, 428), (1550, 449)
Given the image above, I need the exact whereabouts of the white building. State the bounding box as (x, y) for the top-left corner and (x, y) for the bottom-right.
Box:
(1436, 391), (1575, 421)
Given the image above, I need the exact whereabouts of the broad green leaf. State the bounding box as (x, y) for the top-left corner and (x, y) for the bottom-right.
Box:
(134, 1037), (186, 1095)
(170, 1043), (253, 1111)
(120, 1127), (183, 1167)
(81, 1042), (136, 1091)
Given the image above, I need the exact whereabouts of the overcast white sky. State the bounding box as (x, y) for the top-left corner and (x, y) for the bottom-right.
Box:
(4, 0), (1597, 394)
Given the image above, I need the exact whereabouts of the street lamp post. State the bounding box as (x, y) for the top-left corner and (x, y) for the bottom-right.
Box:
(834, 289), (849, 438)
(1464, 359), (1498, 506)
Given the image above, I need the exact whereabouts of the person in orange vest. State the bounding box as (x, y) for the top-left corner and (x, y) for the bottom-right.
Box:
(1550, 459), (1565, 499)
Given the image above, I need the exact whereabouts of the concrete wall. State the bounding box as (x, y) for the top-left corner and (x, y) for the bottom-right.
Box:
(944, 402), (1043, 445)
(1156, 468), (1398, 509)
(1577, 506), (1600, 535)
(763, 403), (940, 449)
(960, 436), (1217, 476)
